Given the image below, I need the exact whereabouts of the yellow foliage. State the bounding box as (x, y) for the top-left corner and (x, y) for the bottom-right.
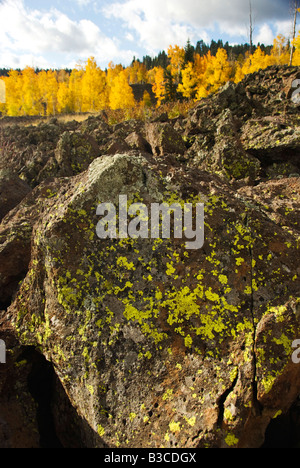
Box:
(205, 48), (232, 93)
(81, 57), (108, 112)
(3, 71), (22, 116)
(38, 70), (58, 115)
(56, 82), (70, 114)
(233, 33), (298, 83)
(68, 68), (84, 113)
(106, 61), (124, 85)
(243, 47), (274, 76)
(195, 49), (232, 98)
(234, 63), (245, 84)
(194, 53), (209, 76)
(109, 70), (135, 110)
(21, 67), (43, 116)
(128, 60), (148, 84)
(0, 30), (299, 117)
(271, 35), (290, 65)
(293, 31), (300, 65)
(167, 45), (185, 83)
(151, 66), (166, 107)
(234, 47), (275, 82)
(141, 91), (152, 108)
(177, 62), (198, 99)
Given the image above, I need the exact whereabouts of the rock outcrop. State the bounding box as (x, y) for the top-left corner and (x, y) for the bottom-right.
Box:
(0, 66), (299, 448)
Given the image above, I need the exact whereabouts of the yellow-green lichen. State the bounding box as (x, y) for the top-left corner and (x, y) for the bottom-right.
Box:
(129, 413), (137, 422)
(225, 433), (239, 447)
(97, 424), (105, 437)
(261, 373), (277, 394)
(184, 416), (196, 427)
(224, 408), (235, 422)
(116, 256), (136, 271)
(218, 274), (228, 285)
(169, 421), (181, 433)
(162, 389), (174, 401)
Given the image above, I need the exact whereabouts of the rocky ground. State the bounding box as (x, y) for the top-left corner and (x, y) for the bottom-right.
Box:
(0, 65), (299, 448)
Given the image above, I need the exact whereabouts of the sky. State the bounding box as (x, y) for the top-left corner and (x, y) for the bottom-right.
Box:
(0, 0), (296, 70)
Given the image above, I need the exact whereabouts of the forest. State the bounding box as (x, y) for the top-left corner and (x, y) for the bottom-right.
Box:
(0, 33), (299, 118)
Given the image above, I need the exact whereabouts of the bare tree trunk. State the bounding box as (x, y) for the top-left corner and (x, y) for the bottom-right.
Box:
(290, 0), (299, 66)
(249, 0), (253, 55)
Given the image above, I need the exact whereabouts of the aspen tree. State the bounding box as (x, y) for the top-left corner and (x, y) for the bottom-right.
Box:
(81, 57), (108, 111)
(293, 30), (300, 64)
(21, 67), (42, 116)
(177, 62), (198, 100)
(167, 45), (185, 83)
(3, 71), (22, 116)
(38, 70), (58, 116)
(109, 70), (135, 110)
(152, 67), (166, 107)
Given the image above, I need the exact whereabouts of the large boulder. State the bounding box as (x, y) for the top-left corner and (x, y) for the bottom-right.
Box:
(54, 131), (101, 176)
(145, 122), (186, 156)
(0, 169), (31, 221)
(0, 66), (299, 448)
(0, 121), (63, 187)
(185, 66), (300, 181)
(2, 151), (299, 448)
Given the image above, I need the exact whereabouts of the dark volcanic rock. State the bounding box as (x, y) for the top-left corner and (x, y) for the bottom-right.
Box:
(54, 131), (101, 176)
(0, 169), (31, 221)
(145, 122), (186, 156)
(184, 66), (300, 180)
(0, 66), (299, 448)
(1, 152), (299, 448)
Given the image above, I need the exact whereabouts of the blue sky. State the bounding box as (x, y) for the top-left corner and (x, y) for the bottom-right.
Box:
(0, 0), (295, 70)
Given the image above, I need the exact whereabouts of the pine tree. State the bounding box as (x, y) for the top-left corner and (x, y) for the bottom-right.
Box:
(184, 39), (195, 64)
(164, 68), (178, 101)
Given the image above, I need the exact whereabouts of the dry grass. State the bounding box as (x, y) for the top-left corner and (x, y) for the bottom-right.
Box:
(0, 100), (195, 129)
(103, 100), (194, 125)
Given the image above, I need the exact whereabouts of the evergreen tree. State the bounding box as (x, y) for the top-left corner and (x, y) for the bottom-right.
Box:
(164, 69), (179, 101)
(184, 39), (195, 63)
(195, 40), (210, 57)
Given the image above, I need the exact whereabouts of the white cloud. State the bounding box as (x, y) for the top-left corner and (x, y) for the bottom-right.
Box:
(254, 23), (274, 46)
(275, 20), (294, 39)
(103, 0), (197, 53)
(74, 0), (93, 6)
(103, 0), (289, 52)
(0, 0), (291, 69)
(254, 19), (295, 47)
(0, 50), (51, 70)
(0, 0), (137, 68)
